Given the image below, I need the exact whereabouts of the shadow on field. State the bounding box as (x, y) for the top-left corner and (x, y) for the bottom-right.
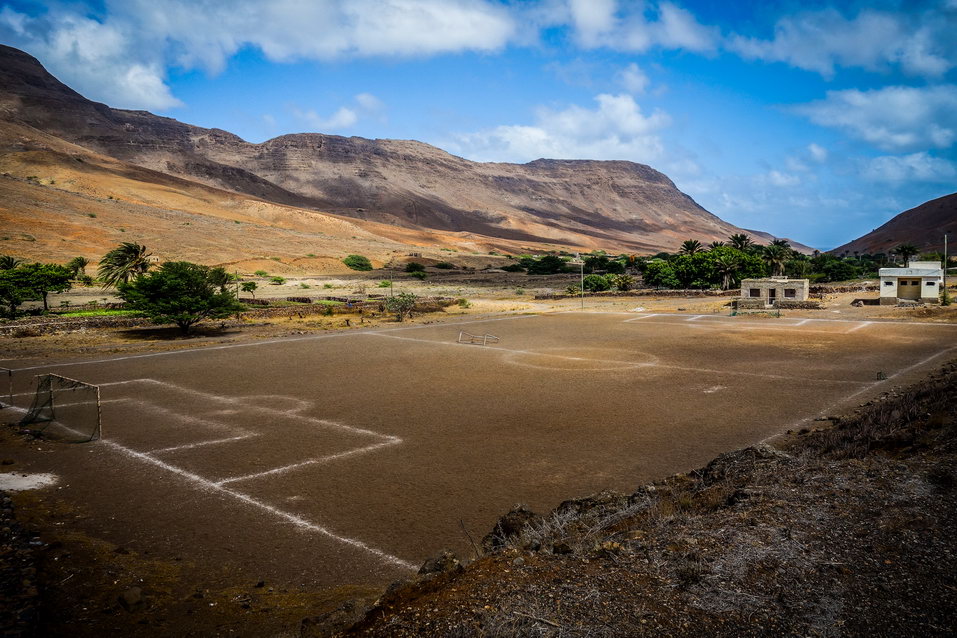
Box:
(117, 325), (243, 340)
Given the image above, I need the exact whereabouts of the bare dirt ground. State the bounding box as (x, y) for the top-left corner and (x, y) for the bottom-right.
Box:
(1, 293), (956, 636)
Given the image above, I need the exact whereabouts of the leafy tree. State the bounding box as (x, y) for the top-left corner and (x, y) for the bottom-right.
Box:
(98, 242), (152, 288)
(728, 233), (754, 251)
(582, 274), (611, 292)
(0, 267), (34, 317)
(117, 261), (243, 335)
(784, 258), (811, 279)
(679, 239), (703, 255)
(240, 281), (258, 298)
(342, 254), (373, 271)
(643, 260), (680, 288)
(207, 266), (233, 291)
(526, 255), (568, 275)
(384, 292), (418, 321)
(671, 253), (715, 288)
(607, 274), (635, 291)
(19, 263), (73, 311)
(67, 256), (89, 277)
(0, 255), (22, 270)
(819, 260), (860, 283)
(270, 276), (286, 285)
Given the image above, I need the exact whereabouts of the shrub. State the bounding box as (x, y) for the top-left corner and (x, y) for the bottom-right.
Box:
(270, 276), (286, 285)
(608, 274), (635, 291)
(457, 298), (471, 308)
(254, 270), (268, 277)
(300, 282), (311, 289)
(378, 280), (392, 288)
(405, 262), (426, 273)
(434, 262), (455, 269)
(343, 254), (373, 271)
(323, 283), (334, 289)
(408, 271), (427, 280)
(501, 263), (525, 272)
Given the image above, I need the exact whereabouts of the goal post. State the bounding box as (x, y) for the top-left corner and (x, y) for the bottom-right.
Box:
(18, 374), (102, 443)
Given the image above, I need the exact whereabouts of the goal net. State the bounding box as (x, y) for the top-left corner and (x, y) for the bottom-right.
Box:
(18, 374), (101, 443)
(457, 331), (500, 346)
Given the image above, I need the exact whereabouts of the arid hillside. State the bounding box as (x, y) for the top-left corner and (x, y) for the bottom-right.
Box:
(0, 44), (795, 264)
(830, 192), (956, 256)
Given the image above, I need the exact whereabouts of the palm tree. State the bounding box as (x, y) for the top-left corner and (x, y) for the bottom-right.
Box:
(0, 255), (22, 270)
(98, 242), (152, 288)
(728, 233), (753, 251)
(709, 241), (725, 249)
(713, 252), (742, 290)
(67, 256), (89, 277)
(679, 239), (703, 255)
(761, 244), (788, 276)
(892, 243), (919, 266)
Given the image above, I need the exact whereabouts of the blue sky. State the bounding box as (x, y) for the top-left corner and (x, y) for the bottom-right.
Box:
(2, 1), (955, 249)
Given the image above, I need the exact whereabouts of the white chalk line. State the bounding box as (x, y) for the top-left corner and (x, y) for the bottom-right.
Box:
(368, 332), (865, 385)
(148, 434), (255, 455)
(762, 344), (957, 444)
(846, 321), (872, 333)
(216, 437), (402, 486)
(4, 314), (540, 373)
(100, 438), (415, 570)
(17, 377), (414, 571)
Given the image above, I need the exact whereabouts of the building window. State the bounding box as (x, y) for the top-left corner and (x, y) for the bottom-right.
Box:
(749, 288), (760, 297)
(926, 281), (936, 286)
(884, 281), (894, 286)
(784, 288), (796, 298)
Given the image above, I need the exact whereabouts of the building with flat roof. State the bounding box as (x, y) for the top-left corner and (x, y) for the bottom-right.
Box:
(738, 278), (810, 309)
(878, 260), (943, 305)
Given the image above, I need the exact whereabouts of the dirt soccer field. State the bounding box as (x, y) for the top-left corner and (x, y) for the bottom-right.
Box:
(2, 311), (956, 590)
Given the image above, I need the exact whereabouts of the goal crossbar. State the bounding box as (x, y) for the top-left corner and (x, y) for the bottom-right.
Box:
(457, 331), (500, 346)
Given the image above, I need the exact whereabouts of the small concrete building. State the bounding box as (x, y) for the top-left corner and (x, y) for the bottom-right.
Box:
(878, 260), (943, 305)
(738, 278), (810, 308)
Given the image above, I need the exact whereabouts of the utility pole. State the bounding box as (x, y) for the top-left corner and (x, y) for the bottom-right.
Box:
(944, 233), (949, 304)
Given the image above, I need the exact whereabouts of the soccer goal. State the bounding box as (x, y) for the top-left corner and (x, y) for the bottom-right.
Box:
(457, 331), (500, 346)
(18, 374), (102, 442)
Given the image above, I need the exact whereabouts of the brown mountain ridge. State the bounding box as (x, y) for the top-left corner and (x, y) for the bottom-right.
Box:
(0, 43), (806, 266)
(831, 192), (957, 256)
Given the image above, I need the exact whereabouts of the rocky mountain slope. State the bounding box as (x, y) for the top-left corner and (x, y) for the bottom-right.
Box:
(0, 44), (787, 261)
(831, 192), (957, 256)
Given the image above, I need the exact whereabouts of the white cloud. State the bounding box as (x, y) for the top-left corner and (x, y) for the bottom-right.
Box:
(449, 93), (670, 164)
(792, 85), (957, 152)
(862, 152), (957, 183)
(616, 62), (649, 94)
(567, 0), (718, 53)
(0, 0), (515, 110)
(808, 143), (828, 162)
(767, 170), (800, 187)
(728, 7), (956, 78)
(291, 92), (386, 132)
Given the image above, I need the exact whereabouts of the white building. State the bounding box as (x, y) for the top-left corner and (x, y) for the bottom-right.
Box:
(878, 260), (944, 305)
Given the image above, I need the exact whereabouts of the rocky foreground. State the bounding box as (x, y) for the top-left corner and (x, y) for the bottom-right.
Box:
(309, 362), (957, 637)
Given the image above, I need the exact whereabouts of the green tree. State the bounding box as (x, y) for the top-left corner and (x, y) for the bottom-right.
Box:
(342, 254), (373, 271)
(582, 274), (611, 292)
(19, 263), (73, 311)
(0, 267), (34, 317)
(117, 261), (243, 335)
(526, 255), (568, 275)
(679, 239), (703, 255)
(607, 273), (635, 291)
(384, 292), (418, 321)
(240, 281), (258, 298)
(207, 266), (233, 292)
(67, 256), (89, 277)
(643, 260), (680, 288)
(404, 262), (426, 273)
(98, 242), (152, 288)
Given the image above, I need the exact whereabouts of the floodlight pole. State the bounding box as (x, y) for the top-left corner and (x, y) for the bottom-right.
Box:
(580, 260), (585, 310)
(945, 233), (949, 301)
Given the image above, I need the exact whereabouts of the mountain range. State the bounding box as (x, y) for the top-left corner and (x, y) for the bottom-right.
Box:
(1, 44), (825, 270)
